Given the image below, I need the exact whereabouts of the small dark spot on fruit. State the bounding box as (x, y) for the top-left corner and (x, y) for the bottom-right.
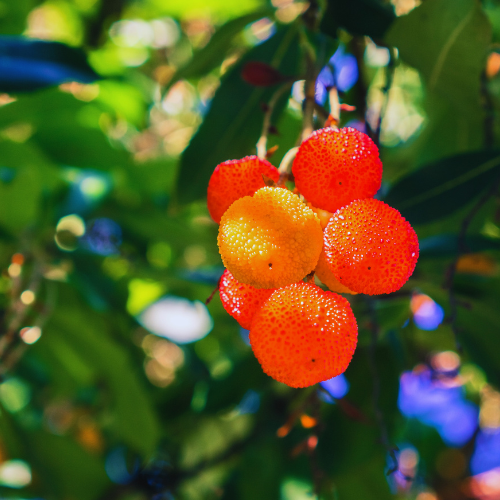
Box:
(339, 182), (342, 185)
(269, 263), (272, 268)
(368, 266), (371, 270)
(311, 359), (315, 362)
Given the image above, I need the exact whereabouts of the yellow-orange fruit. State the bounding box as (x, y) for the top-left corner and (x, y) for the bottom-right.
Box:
(207, 156), (280, 224)
(315, 250), (357, 295)
(219, 269), (274, 329)
(249, 282), (358, 388)
(292, 127), (383, 213)
(323, 198), (419, 295)
(218, 187), (323, 289)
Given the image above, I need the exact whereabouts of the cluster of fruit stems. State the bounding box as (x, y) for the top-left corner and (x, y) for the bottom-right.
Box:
(0, 248), (56, 378)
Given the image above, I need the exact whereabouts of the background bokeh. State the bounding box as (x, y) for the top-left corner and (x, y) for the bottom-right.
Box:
(0, 0), (500, 499)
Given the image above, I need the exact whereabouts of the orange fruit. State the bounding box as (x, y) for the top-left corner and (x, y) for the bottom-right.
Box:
(292, 127), (382, 213)
(249, 282), (358, 388)
(207, 156), (279, 224)
(323, 198), (419, 295)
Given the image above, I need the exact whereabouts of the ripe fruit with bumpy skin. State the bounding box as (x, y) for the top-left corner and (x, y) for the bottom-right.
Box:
(292, 127), (382, 213)
(207, 156), (280, 224)
(315, 250), (357, 295)
(219, 269), (274, 329)
(323, 198), (419, 295)
(249, 282), (358, 388)
(218, 187), (323, 289)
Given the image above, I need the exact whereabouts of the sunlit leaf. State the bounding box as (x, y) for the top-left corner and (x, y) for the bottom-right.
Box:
(386, 0), (491, 110)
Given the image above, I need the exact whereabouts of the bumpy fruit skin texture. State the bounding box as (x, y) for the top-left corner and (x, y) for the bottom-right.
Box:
(218, 187), (323, 289)
(207, 156), (280, 224)
(324, 199), (419, 295)
(219, 269), (274, 329)
(315, 250), (357, 295)
(249, 282), (358, 388)
(292, 127), (383, 213)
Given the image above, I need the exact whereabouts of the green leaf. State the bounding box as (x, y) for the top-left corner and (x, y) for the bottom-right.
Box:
(320, 0), (396, 40)
(0, 140), (59, 233)
(385, 0), (491, 110)
(177, 25), (300, 204)
(170, 8), (274, 85)
(45, 284), (161, 456)
(0, 90), (132, 170)
(28, 431), (109, 500)
(384, 150), (500, 225)
(143, 0), (267, 19)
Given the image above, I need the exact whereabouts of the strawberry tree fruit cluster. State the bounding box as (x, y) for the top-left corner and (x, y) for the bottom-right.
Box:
(207, 127), (419, 388)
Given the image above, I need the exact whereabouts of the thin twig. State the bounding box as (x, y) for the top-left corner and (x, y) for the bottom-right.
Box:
(374, 48), (397, 148)
(301, 53), (317, 142)
(0, 262), (43, 358)
(481, 69), (495, 149)
(365, 297), (399, 476)
(256, 82), (293, 159)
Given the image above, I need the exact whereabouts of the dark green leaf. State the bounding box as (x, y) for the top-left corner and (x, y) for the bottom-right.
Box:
(28, 431), (109, 500)
(384, 150), (500, 225)
(177, 25), (300, 204)
(320, 0), (396, 40)
(420, 234), (500, 258)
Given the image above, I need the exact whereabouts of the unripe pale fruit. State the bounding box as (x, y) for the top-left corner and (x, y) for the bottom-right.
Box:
(315, 250), (357, 295)
(207, 156), (280, 224)
(292, 127), (383, 213)
(218, 187), (323, 289)
(249, 282), (358, 388)
(219, 269), (274, 330)
(323, 198), (419, 295)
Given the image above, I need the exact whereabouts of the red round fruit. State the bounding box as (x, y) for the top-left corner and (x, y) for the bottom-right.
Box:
(219, 269), (274, 330)
(249, 282), (358, 388)
(207, 156), (280, 224)
(323, 198), (419, 295)
(292, 127), (383, 213)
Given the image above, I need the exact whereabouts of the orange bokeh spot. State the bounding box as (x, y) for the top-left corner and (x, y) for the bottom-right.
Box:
(11, 253), (24, 266)
(300, 414), (317, 428)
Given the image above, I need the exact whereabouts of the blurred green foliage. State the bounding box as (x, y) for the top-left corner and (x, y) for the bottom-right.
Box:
(0, 0), (498, 499)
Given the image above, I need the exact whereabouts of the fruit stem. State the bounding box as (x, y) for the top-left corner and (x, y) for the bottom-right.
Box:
(326, 86), (340, 130)
(278, 146), (299, 176)
(301, 54), (317, 142)
(256, 82), (293, 159)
